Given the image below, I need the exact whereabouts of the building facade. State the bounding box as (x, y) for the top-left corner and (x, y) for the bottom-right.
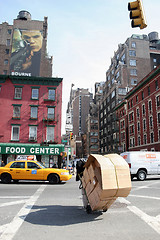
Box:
(0, 75), (63, 167)
(0, 10), (52, 77)
(99, 32), (160, 154)
(116, 66), (160, 152)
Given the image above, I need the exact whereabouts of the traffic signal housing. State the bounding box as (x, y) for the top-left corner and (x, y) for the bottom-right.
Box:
(128, 0), (147, 29)
(70, 132), (73, 140)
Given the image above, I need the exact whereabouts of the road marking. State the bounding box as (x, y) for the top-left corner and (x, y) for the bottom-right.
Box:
(0, 200), (27, 208)
(0, 185), (46, 240)
(132, 181), (160, 192)
(129, 194), (160, 200)
(119, 198), (160, 235)
(0, 196), (30, 199)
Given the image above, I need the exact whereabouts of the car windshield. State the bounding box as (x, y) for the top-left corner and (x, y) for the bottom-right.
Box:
(37, 162), (46, 169)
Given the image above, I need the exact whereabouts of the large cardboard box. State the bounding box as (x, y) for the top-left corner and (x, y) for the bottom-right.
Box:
(82, 154), (131, 211)
(104, 154), (132, 197)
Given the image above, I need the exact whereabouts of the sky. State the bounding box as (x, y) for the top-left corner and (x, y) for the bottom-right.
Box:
(0, 0), (160, 134)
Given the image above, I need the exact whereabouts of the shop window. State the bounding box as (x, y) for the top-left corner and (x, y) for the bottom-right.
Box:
(11, 125), (20, 141)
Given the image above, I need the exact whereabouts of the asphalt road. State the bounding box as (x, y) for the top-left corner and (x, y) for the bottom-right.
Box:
(0, 175), (160, 240)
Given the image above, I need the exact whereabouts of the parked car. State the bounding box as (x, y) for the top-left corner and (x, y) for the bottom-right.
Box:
(0, 160), (72, 184)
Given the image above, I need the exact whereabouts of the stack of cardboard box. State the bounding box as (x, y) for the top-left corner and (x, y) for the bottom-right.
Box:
(81, 154), (131, 211)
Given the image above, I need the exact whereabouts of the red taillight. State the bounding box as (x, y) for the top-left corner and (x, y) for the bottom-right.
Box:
(128, 163), (131, 168)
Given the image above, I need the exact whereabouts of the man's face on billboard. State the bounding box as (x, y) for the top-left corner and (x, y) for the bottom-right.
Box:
(21, 30), (43, 52)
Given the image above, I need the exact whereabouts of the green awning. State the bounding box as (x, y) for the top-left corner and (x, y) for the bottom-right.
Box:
(0, 143), (64, 155)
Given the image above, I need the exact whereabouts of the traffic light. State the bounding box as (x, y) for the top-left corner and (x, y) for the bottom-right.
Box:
(128, 0), (147, 29)
(70, 132), (73, 140)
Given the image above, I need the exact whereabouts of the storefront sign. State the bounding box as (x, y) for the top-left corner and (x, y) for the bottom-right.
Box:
(0, 143), (64, 155)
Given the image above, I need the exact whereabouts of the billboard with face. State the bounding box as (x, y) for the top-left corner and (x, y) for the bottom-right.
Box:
(10, 28), (43, 77)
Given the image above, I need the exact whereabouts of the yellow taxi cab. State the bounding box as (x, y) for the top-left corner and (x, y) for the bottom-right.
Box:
(0, 160), (72, 184)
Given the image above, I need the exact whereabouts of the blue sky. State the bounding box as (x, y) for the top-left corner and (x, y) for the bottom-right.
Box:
(0, 0), (160, 134)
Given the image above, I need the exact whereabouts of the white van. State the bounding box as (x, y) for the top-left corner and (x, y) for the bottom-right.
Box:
(120, 151), (160, 181)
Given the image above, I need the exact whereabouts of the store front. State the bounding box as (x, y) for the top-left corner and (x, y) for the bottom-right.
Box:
(0, 143), (64, 168)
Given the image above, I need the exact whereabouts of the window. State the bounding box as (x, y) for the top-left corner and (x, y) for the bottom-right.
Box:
(118, 88), (126, 95)
(4, 59), (8, 65)
(13, 105), (21, 118)
(158, 112), (160, 124)
(131, 42), (136, 48)
(131, 78), (137, 85)
(47, 107), (55, 119)
(153, 58), (157, 63)
(155, 80), (158, 90)
(31, 107), (38, 119)
(3, 70), (7, 75)
(150, 132), (154, 143)
(129, 59), (136, 66)
(142, 91), (144, 100)
(11, 125), (20, 141)
(111, 78), (115, 85)
(143, 119), (146, 130)
(8, 29), (12, 34)
(150, 116), (153, 127)
(138, 136), (141, 145)
(144, 134), (147, 144)
(129, 50), (136, 56)
(142, 104), (145, 115)
(137, 122), (140, 132)
(47, 126), (54, 141)
(6, 39), (10, 46)
(14, 87), (22, 99)
(136, 95), (138, 103)
(31, 88), (39, 99)
(130, 69), (137, 76)
(137, 108), (140, 118)
(148, 100), (152, 111)
(148, 86), (150, 96)
(29, 126), (37, 141)
(27, 162), (39, 169)
(5, 49), (9, 54)
(48, 89), (55, 100)
(10, 162), (25, 169)
(156, 95), (160, 106)
(111, 90), (115, 98)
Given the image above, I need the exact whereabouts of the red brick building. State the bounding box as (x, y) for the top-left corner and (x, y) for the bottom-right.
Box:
(116, 65), (160, 152)
(0, 75), (64, 167)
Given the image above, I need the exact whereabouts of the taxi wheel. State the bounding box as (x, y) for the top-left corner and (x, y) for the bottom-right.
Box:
(48, 174), (60, 184)
(1, 173), (12, 184)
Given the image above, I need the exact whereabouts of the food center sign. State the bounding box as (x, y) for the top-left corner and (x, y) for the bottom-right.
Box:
(0, 144), (64, 155)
